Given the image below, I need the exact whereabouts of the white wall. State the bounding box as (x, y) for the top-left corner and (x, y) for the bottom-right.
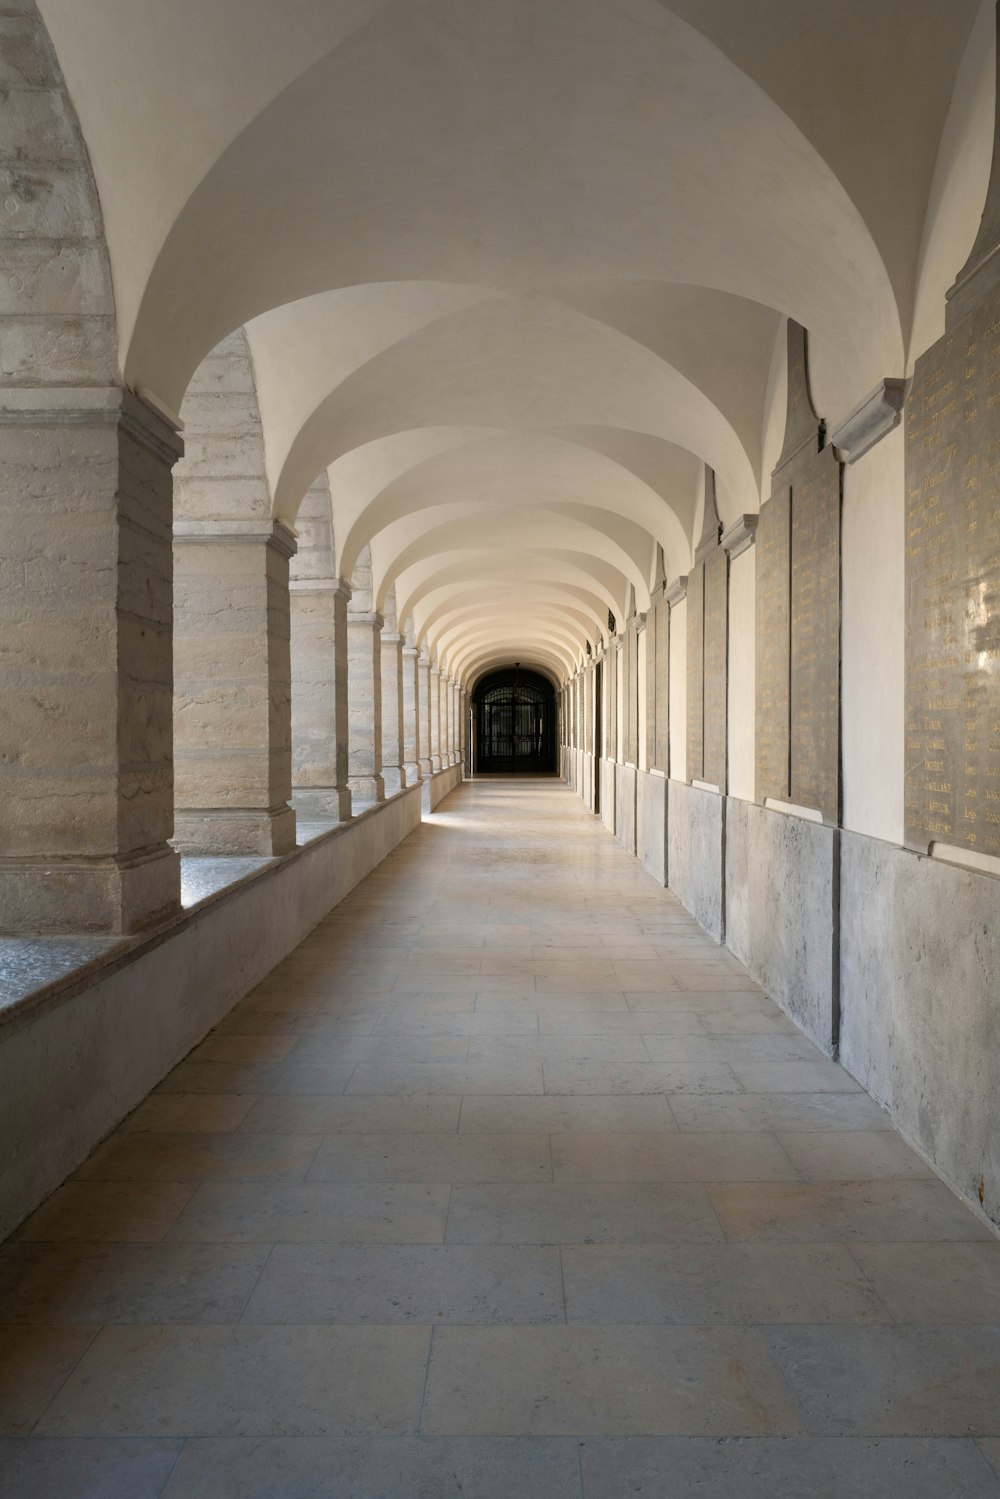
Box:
(841, 426), (906, 844)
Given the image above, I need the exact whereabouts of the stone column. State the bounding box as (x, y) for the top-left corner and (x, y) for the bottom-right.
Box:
(380, 625), (406, 795)
(418, 651), (434, 777)
(290, 579), (351, 821)
(460, 688), (469, 773)
(430, 665), (443, 772)
(173, 520), (297, 855)
(0, 390), (182, 935)
(347, 605), (385, 807)
(401, 627), (422, 786)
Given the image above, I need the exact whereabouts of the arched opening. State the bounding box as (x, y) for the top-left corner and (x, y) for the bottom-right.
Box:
(473, 667), (556, 775)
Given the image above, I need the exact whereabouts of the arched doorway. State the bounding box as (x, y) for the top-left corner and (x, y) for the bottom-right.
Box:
(473, 667), (556, 774)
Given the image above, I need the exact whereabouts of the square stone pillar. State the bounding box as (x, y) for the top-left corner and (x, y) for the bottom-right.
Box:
(380, 626), (406, 795)
(0, 389), (182, 935)
(401, 641), (423, 786)
(290, 579), (351, 821)
(173, 520), (297, 855)
(449, 680), (459, 765)
(418, 651), (434, 777)
(347, 608), (385, 806)
(430, 666), (443, 772)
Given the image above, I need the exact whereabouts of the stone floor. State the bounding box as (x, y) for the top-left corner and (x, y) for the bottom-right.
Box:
(2, 777), (1000, 1497)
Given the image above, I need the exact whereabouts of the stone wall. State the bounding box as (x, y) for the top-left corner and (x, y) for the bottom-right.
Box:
(726, 799), (838, 1055)
(666, 780), (725, 941)
(839, 834), (1000, 1234)
(615, 762), (637, 856)
(637, 769), (667, 885)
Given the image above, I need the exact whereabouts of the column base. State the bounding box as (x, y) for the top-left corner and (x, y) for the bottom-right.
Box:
(348, 775), (385, 808)
(291, 787), (352, 822)
(381, 767), (407, 795)
(430, 756), (442, 772)
(418, 758), (433, 777)
(172, 805), (297, 857)
(0, 845), (181, 936)
(403, 760), (422, 785)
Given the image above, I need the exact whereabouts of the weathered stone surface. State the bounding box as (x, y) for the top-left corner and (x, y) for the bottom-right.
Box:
(667, 780), (724, 941)
(839, 831), (1000, 1233)
(616, 762), (637, 855)
(0, 395), (181, 933)
(726, 798), (838, 1055)
(638, 770), (667, 885)
(600, 759), (616, 835)
(173, 526), (296, 856)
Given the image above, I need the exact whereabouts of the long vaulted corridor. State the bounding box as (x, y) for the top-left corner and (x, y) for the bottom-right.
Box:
(1, 780), (999, 1497)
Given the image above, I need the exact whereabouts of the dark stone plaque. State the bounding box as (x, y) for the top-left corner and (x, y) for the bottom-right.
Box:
(703, 546), (729, 788)
(686, 560), (705, 779)
(755, 486), (791, 800)
(654, 595), (670, 771)
(904, 112), (1000, 853)
(687, 467), (728, 790)
(755, 320), (842, 823)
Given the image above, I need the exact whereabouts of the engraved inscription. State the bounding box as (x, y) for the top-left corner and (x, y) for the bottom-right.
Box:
(755, 488), (791, 803)
(687, 562), (705, 781)
(703, 546), (729, 789)
(905, 304), (1000, 854)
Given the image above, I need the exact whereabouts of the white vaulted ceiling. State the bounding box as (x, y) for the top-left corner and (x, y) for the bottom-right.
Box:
(37, 0), (986, 685)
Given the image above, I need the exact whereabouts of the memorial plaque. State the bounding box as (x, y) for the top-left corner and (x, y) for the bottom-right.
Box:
(686, 467), (728, 788)
(755, 486), (791, 800)
(904, 136), (1000, 853)
(686, 560), (705, 779)
(703, 546), (729, 789)
(755, 320), (842, 823)
(654, 595), (670, 771)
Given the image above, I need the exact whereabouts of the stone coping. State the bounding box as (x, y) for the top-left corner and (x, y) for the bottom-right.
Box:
(0, 786), (423, 1033)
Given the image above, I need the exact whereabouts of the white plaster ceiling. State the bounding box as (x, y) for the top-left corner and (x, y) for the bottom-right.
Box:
(35, 0), (987, 685)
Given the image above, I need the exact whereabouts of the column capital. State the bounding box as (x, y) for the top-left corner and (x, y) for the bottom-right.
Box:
(289, 577), (352, 601)
(348, 610), (384, 629)
(173, 518), (298, 559)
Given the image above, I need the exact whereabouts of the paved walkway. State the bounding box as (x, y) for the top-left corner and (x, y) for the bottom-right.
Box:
(2, 778), (999, 1497)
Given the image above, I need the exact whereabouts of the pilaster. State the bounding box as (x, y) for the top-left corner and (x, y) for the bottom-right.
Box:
(347, 607), (385, 806)
(380, 629), (406, 795)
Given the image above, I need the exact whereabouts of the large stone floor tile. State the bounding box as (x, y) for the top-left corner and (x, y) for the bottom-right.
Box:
(37, 1325), (431, 1437)
(669, 1092), (893, 1132)
(541, 1060), (741, 1094)
(777, 1130), (934, 1180)
(0, 1437), (182, 1499)
(373, 1011), (540, 1035)
(642, 1033), (819, 1064)
(729, 1061), (862, 1094)
(0, 1328), (96, 1435)
(0, 1243), (269, 1324)
(446, 1182), (725, 1243)
(166, 1181), (450, 1243)
(458, 1096), (678, 1133)
(767, 1325), (1000, 1435)
(72, 1132), (321, 1183)
(580, 1436), (1000, 1498)
(852, 1243), (1000, 1322)
(551, 1131), (799, 1182)
(537, 1009), (706, 1035)
(421, 1325), (801, 1435)
(188, 1034), (299, 1064)
(243, 1244), (564, 1324)
(469, 1034), (649, 1062)
(290, 1034), (472, 1063)
(346, 1061), (544, 1094)
(238, 1095), (461, 1134)
(308, 1131), (551, 1182)
(16, 1183), (197, 1243)
(161, 1435), (584, 1499)
(156, 1061), (355, 1096)
(707, 1181), (992, 1242)
(562, 1243), (887, 1324)
(122, 1095), (256, 1133)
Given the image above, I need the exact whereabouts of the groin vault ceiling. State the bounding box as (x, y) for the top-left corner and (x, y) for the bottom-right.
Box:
(35, 0), (985, 685)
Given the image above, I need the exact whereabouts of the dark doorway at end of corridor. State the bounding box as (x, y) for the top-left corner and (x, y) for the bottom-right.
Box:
(472, 666), (556, 774)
